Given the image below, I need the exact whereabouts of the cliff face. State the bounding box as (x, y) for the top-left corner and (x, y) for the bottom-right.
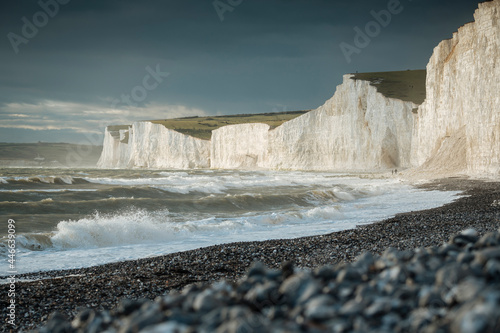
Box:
(210, 123), (270, 169)
(209, 75), (417, 171)
(100, 72), (416, 171)
(99, 75), (416, 171)
(97, 122), (210, 169)
(411, 0), (500, 176)
(98, 1), (499, 175)
(97, 127), (132, 168)
(266, 76), (416, 170)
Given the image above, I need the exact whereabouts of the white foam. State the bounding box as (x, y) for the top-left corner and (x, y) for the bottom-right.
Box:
(51, 210), (175, 249)
(37, 176), (55, 184)
(0, 189), (97, 193)
(59, 176), (74, 184)
(157, 171), (189, 177)
(0, 170), (463, 275)
(83, 172), (401, 195)
(14, 176), (74, 184)
(304, 206), (343, 220)
(151, 183), (227, 194)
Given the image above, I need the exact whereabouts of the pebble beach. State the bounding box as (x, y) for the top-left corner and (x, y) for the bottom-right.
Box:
(2, 178), (500, 332)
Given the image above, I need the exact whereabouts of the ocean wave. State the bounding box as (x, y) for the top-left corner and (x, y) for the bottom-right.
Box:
(305, 188), (354, 204)
(151, 183), (227, 194)
(83, 176), (177, 186)
(45, 211), (205, 249)
(197, 187), (377, 212)
(0, 198), (54, 204)
(83, 172), (340, 189)
(0, 196), (140, 216)
(83, 175), (229, 194)
(1, 175), (89, 185)
(0, 233), (54, 257)
(50, 210), (175, 249)
(157, 171), (190, 177)
(0, 196), (133, 206)
(1, 203), (344, 252)
(0, 168), (465, 276)
(304, 205), (343, 220)
(47, 209), (277, 250)
(0, 189), (97, 193)
(17, 234), (54, 251)
(80, 172), (404, 199)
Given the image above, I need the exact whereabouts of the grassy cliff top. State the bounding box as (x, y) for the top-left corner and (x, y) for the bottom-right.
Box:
(108, 70), (425, 141)
(351, 69), (426, 105)
(151, 111), (309, 140)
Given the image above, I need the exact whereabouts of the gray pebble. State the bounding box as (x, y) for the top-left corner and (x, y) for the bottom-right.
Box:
(36, 227), (500, 333)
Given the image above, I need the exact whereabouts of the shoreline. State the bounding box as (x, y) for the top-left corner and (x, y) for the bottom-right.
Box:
(2, 177), (500, 331)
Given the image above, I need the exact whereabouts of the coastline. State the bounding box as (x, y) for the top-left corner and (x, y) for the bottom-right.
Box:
(2, 177), (500, 331)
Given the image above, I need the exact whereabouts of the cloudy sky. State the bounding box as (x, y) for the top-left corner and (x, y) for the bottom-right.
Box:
(0, 0), (483, 144)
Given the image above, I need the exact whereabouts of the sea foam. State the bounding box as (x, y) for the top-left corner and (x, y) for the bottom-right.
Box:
(0, 170), (462, 275)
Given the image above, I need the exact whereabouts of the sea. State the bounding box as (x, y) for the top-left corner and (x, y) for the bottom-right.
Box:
(0, 167), (461, 277)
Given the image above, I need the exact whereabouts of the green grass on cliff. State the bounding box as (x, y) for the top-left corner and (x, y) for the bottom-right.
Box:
(153, 70), (425, 140)
(111, 70), (425, 141)
(151, 111), (309, 140)
(351, 70), (426, 105)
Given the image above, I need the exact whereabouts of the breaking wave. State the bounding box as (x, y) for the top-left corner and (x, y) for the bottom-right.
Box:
(1, 203), (345, 254)
(1, 175), (82, 184)
(0, 168), (462, 275)
(50, 210), (175, 249)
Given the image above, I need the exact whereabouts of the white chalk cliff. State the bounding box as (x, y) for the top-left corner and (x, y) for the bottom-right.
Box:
(98, 0), (500, 177)
(98, 126), (132, 168)
(99, 75), (417, 171)
(97, 122), (210, 169)
(411, 0), (500, 177)
(210, 123), (270, 169)
(267, 77), (416, 170)
(209, 76), (417, 171)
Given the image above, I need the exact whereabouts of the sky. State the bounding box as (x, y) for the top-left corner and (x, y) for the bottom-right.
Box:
(0, 0), (484, 144)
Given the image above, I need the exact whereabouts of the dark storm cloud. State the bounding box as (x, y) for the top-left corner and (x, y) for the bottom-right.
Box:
(0, 0), (483, 142)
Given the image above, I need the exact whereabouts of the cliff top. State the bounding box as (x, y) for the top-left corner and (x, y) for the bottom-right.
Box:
(351, 69), (426, 105)
(151, 111), (309, 140)
(108, 70), (426, 141)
